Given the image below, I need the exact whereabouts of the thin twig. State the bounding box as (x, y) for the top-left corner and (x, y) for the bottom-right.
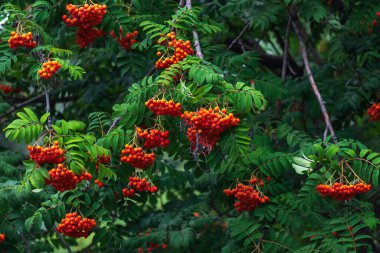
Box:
(276, 17), (291, 116)
(185, 0), (204, 59)
(106, 116), (121, 135)
(290, 8), (337, 143)
(0, 92), (46, 118)
(18, 231), (32, 253)
(228, 22), (251, 49)
(45, 89), (52, 129)
(55, 230), (73, 253)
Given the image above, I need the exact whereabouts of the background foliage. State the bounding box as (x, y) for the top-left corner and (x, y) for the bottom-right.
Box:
(1, 0), (380, 252)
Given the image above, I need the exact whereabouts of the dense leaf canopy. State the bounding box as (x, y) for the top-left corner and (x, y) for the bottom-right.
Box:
(1, 0), (380, 252)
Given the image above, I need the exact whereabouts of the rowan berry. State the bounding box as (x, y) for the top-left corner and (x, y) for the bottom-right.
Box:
(27, 141), (65, 165)
(62, 4), (107, 29)
(95, 154), (111, 170)
(137, 127), (170, 149)
(316, 182), (371, 201)
(181, 107), (240, 152)
(367, 102), (380, 122)
(0, 85), (12, 94)
(38, 60), (61, 80)
(57, 212), (96, 238)
(224, 181), (269, 212)
(0, 233), (5, 243)
(75, 28), (106, 48)
(145, 99), (182, 117)
(110, 27), (138, 50)
(46, 164), (92, 192)
(94, 179), (104, 188)
(155, 32), (194, 69)
(8, 31), (36, 49)
(120, 144), (155, 169)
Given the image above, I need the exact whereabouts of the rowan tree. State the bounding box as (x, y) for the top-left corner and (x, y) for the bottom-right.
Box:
(1, 0), (380, 252)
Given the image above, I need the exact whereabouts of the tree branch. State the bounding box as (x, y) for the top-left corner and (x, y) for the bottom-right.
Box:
(106, 116), (121, 135)
(228, 22), (251, 49)
(45, 89), (52, 129)
(55, 230), (73, 253)
(185, 0), (204, 59)
(276, 17), (292, 116)
(290, 8), (337, 143)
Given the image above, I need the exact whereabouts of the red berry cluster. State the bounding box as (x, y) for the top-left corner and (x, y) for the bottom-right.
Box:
(137, 127), (170, 149)
(137, 243), (168, 253)
(145, 99), (182, 117)
(62, 4), (107, 48)
(120, 145), (155, 169)
(110, 28), (138, 50)
(27, 141), (65, 165)
(0, 233), (5, 243)
(96, 155), (111, 170)
(8, 31), (36, 49)
(181, 107), (240, 151)
(367, 102), (380, 122)
(94, 179), (104, 188)
(62, 4), (107, 29)
(155, 32), (194, 69)
(122, 176), (158, 197)
(224, 181), (269, 212)
(76, 28), (106, 48)
(57, 213), (96, 238)
(316, 182), (371, 201)
(0, 84), (21, 94)
(46, 164), (92, 192)
(38, 60), (61, 80)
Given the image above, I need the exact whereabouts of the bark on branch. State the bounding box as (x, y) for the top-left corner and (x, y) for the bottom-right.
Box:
(185, 0), (204, 59)
(290, 9), (338, 143)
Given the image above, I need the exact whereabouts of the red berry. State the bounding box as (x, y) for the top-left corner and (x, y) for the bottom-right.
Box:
(57, 213), (96, 238)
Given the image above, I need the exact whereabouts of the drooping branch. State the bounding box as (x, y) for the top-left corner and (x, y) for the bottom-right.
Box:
(185, 0), (204, 59)
(290, 9), (338, 143)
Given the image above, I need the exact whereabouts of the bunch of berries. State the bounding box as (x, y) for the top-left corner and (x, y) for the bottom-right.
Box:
(0, 85), (12, 93)
(316, 182), (371, 201)
(120, 144), (155, 169)
(62, 3), (107, 48)
(181, 107), (240, 151)
(94, 179), (104, 188)
(27, 141), (65, 165)
(110, 28), (138, 50)
(137, 243), (168, 253)
(224, 182), (269, 212)
(137, 127), (170, 149)
(8, 31), (36, 49)
(155, 32), (194, 69)
(57, 213), (96, 238)
(75, 28), (106, 48)
(96, 155), (111, 170)
(0, 234), (4, 243)
(38, 60), (61, 80)
(122, 176), (158, 198)
(367, 102), (380, 122)
(46, 164), (92, 192)
(62, 4), (107, 29)
(145, 99), (182, 117)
